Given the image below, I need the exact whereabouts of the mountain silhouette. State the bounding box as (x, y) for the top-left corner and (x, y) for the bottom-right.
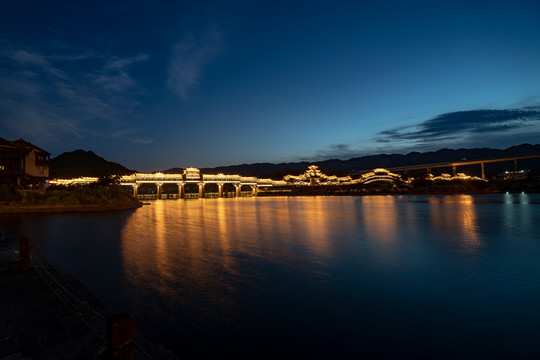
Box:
(51, 144), (540, 179)
(50, 150), (136, 178)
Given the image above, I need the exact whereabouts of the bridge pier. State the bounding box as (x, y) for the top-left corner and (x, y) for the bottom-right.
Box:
(235, 184), (241, 198)
(132, 184), (139, 199)
(452, 165), (457, 176)
(157, 183), (162, 200)
(481, 162), (485, 179)
(198, 183), (205, 198)
(250, 185), (257, 196)
(218, 184), (224, 198)
(178, 183), (184, 199)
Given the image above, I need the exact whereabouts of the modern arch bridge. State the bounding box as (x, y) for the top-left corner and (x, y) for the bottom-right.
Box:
(350, 154), (540, 179)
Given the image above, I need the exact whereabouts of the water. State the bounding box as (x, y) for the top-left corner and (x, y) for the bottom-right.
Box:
(2, 194), (539, 359)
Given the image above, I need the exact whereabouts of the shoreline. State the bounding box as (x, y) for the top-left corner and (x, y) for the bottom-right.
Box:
(1, 189), (537, 214)
(0, 201), (142, 215)
(257, 189), (506, 197)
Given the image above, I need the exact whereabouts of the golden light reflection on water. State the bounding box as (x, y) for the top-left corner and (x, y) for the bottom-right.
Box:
(120, 197), (356, 299)
(120, 195), (485, 305)
(360, 195), (398, 243)
(357, 195), (403, 267)
(460, 196), (480, 248)
(120, 200), (176, 286)
(427, 194), (481, 251)
(283, 197), (334, 256)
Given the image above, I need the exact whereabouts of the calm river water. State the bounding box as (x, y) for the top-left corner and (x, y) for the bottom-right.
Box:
(2, 194), (540, 359)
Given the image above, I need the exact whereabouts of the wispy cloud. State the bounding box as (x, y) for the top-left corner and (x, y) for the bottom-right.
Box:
(10, 49), (69, 80)
(314, 144), (366, 159)
(103, 54), (149, 71)
(167, 27), (222, 100)
(95, 53), (149, 92)
(376, 108), (540, 147)
(131, 137), (154, 144)
(0, 40), (150, 146)
(307, 106), (540, 161)
(106, 128), (154, 145)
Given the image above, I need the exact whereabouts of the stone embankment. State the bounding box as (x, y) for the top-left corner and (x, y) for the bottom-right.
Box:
(0, 236), (176, 360)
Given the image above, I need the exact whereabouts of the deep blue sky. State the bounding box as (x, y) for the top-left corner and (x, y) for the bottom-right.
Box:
(1, 1), (540, 171)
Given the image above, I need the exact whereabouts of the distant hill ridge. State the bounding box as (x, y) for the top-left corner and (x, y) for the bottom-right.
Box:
(165, 143), (540, 178)
(50, 150), (136, 178)
(51, 144), (540, 178)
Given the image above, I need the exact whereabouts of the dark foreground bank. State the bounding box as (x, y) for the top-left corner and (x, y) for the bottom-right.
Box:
(0, 237), (177, 360)
(0, 202), (142, 215)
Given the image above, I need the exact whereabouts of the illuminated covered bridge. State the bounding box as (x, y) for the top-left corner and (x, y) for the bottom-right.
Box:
(119, 167), (276, 198)
(360, 168), (403, 184)
(49, 166), (407, 199)
(283, 165), (403, 186)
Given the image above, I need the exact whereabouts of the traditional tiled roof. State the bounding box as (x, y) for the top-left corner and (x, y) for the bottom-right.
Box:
(11, 138), (50, 154)
(0, 137), (18, 149)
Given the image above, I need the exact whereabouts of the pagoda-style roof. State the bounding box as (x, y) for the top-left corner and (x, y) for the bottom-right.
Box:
(284, 165), (352, 185)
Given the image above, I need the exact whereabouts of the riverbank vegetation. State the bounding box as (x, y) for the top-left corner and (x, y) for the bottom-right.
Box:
(0, 176), (140, 212)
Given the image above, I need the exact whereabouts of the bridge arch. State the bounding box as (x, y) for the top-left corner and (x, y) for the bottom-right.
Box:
(137, 183), (159, 199)
(160, 183), (179, 199)
(361, 169), (402, 185)
(204, 183), (219, 198)
(363, 177), (397, 184)
(238, 184), (257, 196)
(223, 183), (237, 197)
(183, 183), (200, 198)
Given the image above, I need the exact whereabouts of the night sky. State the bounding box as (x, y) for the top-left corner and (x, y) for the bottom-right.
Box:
(1, 1), (540, 172)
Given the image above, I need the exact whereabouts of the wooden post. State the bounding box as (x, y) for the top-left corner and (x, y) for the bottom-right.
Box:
(107, 313), (134, 360)
(19, 237), (30, 270)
